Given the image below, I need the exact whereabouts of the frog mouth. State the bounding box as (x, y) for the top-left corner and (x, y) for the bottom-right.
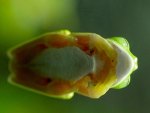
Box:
(108, 40), (135, 86)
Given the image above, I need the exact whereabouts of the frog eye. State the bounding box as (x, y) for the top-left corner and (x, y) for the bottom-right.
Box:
(109, 37), (130, 49)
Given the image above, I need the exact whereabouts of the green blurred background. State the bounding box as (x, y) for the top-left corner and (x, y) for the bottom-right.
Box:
(0, 0), (149, 113)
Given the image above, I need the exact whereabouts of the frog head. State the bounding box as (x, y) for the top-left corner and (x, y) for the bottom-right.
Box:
(108, 37), (138, 89)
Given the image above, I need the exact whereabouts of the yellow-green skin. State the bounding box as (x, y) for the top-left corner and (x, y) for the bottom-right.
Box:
(108, 37), (138, 89)
(8, 30), (138, 99)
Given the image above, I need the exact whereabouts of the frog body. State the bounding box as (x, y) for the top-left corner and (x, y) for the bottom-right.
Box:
(8, 30), (138, 99)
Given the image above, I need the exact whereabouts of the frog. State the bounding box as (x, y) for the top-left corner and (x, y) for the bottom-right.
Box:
(7, 30), (138, 99)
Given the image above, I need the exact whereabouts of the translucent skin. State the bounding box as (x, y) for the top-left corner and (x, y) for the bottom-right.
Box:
(8, 30), (118, 99)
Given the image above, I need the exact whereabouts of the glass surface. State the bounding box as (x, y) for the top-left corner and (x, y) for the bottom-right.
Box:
(0, 0), (149, 113)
